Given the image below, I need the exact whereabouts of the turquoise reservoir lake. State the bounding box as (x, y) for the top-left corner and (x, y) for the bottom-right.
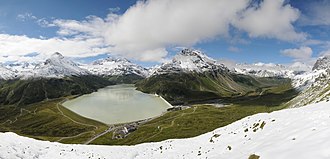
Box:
(63, 84), (171, 124)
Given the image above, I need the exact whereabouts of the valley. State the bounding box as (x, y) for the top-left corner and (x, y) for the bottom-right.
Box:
(0, 49), (302, 145)
(0, 75), (297, 145)
(0, 48), (329, 159)
(2, 1), (330, 158)
(90, 77), (297, 145)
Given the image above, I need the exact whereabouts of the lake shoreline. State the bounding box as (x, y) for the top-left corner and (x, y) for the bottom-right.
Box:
(62, 84), (172, 125)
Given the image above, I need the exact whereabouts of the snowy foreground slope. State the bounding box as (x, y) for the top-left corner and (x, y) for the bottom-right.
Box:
(1, 101), (330, 159)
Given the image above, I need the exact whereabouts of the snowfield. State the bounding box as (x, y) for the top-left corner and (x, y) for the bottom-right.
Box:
(1, 101), (330, 159)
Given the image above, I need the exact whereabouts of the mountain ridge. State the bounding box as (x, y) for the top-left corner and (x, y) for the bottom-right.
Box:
(82, 56), (148, 78)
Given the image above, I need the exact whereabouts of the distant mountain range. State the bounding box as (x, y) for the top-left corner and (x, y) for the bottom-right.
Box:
(0, 49), (329, 107)
(0, 52), (148, 80)
(233, 62), (310, 79)
(0, 49), (317, 81)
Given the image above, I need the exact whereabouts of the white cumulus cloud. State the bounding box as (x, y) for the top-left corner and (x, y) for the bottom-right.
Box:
(0, 34), (111, 63)
(54, 0), (306, 61)
(233, 0), (306, 41)
(1, 0), (306, 63)
(103, 0), (249, 61)
(281, 46), (313, 61)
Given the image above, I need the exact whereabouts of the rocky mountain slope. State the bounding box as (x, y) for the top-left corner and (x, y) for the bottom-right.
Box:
(0, 66), (17, 80)
(286, 56), (330, 107)
(1, 100), (329, 159)
(313, 56), (330, 70)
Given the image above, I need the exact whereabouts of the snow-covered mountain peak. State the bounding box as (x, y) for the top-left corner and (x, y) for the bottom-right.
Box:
(312, 55), (330, 71)
(179, 48), (205, 57)
(44, 52), (76, 66)
(83, 56), (148, 77)
(151, 49), (227, 75)
(24, 52), (89, 78)
(173, 48), (216, 64)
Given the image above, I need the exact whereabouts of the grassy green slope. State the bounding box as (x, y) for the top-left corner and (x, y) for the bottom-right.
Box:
(136, 71), (293, 105)
(105, 74), (145, 84)
(91, 76), (297, 145)
(91, 105), (285, 145)
(0, 98), (108, 143)
(0, 72), (298, 145)
(0, 75), (113, 143)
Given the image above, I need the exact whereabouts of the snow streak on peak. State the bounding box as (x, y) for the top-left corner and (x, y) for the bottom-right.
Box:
(1, 100), (330, 159)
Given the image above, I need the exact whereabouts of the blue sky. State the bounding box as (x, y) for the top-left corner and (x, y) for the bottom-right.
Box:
(0, 0), (329, 67)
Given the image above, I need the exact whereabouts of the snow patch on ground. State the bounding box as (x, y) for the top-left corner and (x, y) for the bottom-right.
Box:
(1, 101), (330, 159)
